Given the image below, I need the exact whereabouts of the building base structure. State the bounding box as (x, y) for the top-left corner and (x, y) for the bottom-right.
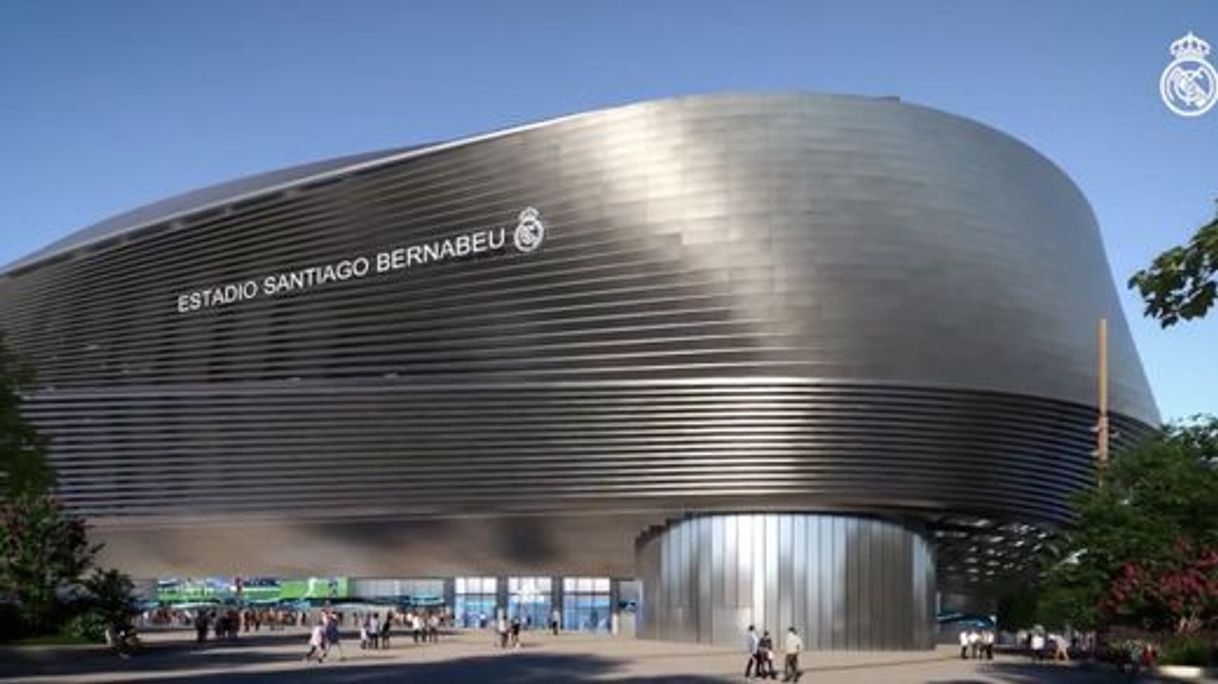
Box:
(637, 514), (936, 649)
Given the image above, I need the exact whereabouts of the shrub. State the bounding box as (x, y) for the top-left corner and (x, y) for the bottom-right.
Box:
(1159, 634), (1216, 667)
(60, 610), (108, 644)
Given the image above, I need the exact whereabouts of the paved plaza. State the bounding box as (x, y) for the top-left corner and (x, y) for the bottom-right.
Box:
(0, 629), (1175, 683)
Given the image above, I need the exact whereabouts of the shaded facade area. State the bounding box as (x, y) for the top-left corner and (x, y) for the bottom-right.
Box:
(0, 92), (1158, 649)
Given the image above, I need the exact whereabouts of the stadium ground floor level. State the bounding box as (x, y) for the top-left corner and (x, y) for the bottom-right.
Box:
(102, 510), (951, 650)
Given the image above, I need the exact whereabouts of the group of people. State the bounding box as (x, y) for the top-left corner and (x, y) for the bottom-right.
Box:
(358, 611), (394, 650)
(1024, 631), (1070, 662)
(958, 628), (996, 660)
(303, 609), (448, 664)
(744, 625), (803, 681)
(411, 612), (443, 643)
(193, 609), (243, 644)
(494, 615), (525, 649)
(357, 611), (442, 649)
(305, 610), (346, 663)
(156, 606), (311, 633)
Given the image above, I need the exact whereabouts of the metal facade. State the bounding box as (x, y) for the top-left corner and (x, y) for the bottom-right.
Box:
(0, 93), (1157, 635)
(638, 514), (936, 648)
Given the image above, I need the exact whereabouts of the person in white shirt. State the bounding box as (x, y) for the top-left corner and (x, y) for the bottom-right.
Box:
(959, 629), (970, 659)
(304, 620), (326, 663)
(982, 629), (995, 660)
(369, 613), (381, 649)
(744, 625), (760, 678)
(1031, 632), (1046, 661)
(782, 627), (803, 682)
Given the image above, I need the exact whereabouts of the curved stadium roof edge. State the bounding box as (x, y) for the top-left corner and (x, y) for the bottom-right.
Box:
(1, 91), (1076, 277)
(1, 99), (617, 276)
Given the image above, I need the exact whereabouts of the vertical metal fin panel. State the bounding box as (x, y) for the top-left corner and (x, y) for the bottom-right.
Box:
(637, 514), (936, 650)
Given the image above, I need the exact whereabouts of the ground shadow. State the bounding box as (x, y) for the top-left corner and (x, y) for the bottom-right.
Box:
(0, 640), (306, 680)
(929, 660), (1171, 683)
(2, 649), (737, 684)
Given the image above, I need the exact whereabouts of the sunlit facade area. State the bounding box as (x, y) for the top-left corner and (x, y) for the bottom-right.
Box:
(0, 93), (1158, 648)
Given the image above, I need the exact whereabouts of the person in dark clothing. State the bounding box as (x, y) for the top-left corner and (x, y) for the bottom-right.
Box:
(758, 630), (778, 679)
(194, 612), (210, 644)
(380, 611), (393, 649)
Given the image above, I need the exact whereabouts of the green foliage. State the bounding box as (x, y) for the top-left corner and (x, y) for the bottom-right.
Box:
(0, 493), (101, 633)
(0, 335), (55, 497)
(82, 567), (137, 629)
(1159, 634), (1216, 666)
(1039, 417), (1218, 633)
(61, 610), (109, 644)
(1129, 216), (1218, 327)
(0, 334), (135, 641)
(996, 584), (1041, 630)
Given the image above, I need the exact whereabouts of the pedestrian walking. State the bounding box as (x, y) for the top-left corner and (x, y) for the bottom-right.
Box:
(744, 625), (760, 678)
(304, 620), (326, 663)
(1031, 632), (1045, 661)
(323, 611), (346, 662)
(194, 611), (210, 645)
(510, 616), (522, 648)
(782, 626), (803, 682)
(369, 613), (381, 650)
(381, 611), (394, 648)
(959, 629), (969, 659)
(758, 630), (778, 679)
(496, 615), (509, 649)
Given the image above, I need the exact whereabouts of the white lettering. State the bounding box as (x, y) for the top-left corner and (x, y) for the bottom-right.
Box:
(175, 213), (542, 313)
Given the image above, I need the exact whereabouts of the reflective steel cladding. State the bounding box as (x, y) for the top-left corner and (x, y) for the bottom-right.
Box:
(0, 93), (1158, 648)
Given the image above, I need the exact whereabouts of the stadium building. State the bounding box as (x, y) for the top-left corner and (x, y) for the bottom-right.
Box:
(0, 93), (1157, 648)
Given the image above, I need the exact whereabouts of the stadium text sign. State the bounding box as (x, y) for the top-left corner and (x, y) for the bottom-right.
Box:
(175, 207), (545, 314)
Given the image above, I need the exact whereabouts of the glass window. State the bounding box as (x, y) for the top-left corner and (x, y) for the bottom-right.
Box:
(507, 576), (551, 629)
(455, 576), (498, 629)
(560, 576), (611, 633)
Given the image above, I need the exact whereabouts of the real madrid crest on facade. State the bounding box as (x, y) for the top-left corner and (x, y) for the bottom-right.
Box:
(513, 206), (546, 253)
(1160, 32), (1217, 117)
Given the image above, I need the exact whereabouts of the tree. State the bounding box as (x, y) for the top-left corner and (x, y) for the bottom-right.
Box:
(82, 568), (138, 630)
(1129, 214), (1218, 327)
(0, 334), (130, 639)
(1039, 418), (1218, 634)
(0, 494), (100, 632)
(0, 335), (55, 497)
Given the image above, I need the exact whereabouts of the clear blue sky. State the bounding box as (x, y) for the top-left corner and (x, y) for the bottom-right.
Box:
(1, 0), (1215, 420)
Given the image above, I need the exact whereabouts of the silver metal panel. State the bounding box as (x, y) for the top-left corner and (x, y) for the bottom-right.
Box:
(638, 513), (935, 650)
(0, 92), (1158, 609)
